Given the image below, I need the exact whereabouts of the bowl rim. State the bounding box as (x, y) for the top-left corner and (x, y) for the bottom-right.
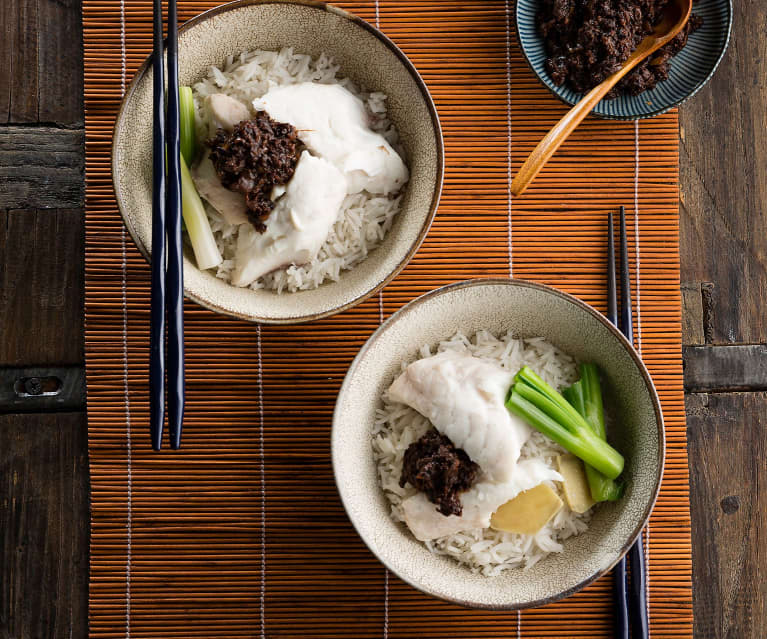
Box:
(514, 0), (733, 121)
(111, 0), (445, 324)
(332, 277), (666, 609)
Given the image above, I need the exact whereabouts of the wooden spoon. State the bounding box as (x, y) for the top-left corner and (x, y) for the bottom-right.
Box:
(510, 0), (693, 197)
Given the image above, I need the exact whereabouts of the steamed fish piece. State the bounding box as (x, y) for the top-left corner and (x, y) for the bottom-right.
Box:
(388, 350), (531, 482)
(231, 150), (347, 286)
(205, 93), (250, 133)
(191, 94), (253, 225)
(191, 150), (250, 226)
(254, 82), (408, 195)
(401, 459), (562, 541)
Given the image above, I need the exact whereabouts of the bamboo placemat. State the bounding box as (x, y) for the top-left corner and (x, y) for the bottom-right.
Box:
(84, 1), (693, 636)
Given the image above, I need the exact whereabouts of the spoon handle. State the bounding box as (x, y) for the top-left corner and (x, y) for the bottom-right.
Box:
(509, 78), (618, 197)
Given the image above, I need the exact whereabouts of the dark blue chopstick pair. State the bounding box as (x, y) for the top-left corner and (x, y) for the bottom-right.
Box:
(608, 207), (648, 639)
(150, 0), (185, 450)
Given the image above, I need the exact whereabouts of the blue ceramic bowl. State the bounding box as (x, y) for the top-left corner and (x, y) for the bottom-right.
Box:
(516, 0), (732, 120)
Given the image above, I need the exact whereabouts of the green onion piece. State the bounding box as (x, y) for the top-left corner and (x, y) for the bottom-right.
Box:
(579, 363), (606, 440)
(514, 382), (581, 435)
(562, 379), (585, 419)
(179, 86), (196, 166)
(507, 388), (624, 480)
(585, 466), (624, 501)
(179, 153), (222, 271)
(564, 364), (624, 502)
(515, 366), (591, 432)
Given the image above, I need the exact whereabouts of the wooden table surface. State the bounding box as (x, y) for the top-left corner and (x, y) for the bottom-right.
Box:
(0, 2), (764, 637)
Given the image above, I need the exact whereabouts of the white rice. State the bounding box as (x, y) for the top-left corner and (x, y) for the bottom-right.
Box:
(191, 47), (405, 293)
(372, 330), (593, 576)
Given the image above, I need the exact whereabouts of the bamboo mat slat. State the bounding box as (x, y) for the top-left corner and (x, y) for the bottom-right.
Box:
(84, 1), (693, 637)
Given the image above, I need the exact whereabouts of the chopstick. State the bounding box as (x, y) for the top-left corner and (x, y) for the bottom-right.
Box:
(607, 211), (618, 327)
(619, 205), (649, 639)
(607, 210), (629, 639)
(165, 0), (185, 449)
(150, 0), (185, 450)
(149, 0), (167, 450)
(608, 206), (648, 638)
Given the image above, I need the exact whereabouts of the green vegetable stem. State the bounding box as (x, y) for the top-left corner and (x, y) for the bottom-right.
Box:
(506, 366), (625, 483)
(179, 86), (196, 166)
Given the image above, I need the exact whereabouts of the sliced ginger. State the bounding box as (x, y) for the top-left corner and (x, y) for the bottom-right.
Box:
(490, 483), (563, 535)
(557, 454), (596, 514)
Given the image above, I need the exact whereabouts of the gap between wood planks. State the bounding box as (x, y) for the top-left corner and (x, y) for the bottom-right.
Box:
(682, 282), (767, 394)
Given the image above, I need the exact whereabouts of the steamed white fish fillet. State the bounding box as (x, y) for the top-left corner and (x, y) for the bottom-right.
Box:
(253, 82), (408, 195)
(387, 350), (531, 482)
(191, 150), (250, 226)
(205, 93), (250, 134)
(231, 150), (347, 286)
(401, 459), (563, 541)
(191, 95), (253, 225)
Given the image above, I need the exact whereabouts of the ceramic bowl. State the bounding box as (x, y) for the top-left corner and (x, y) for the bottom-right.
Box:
(113, 0), (443, 323)
(516, 0), (732, 120)
(332, 279), (664, 609)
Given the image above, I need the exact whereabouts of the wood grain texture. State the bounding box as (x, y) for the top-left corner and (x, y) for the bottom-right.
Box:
(0, 412), (89, 639)
(0, 0), (38, 123)
(684, 345), (767, 393)
(0, 0), (83, 125)
(0, 3), (87, 639)
(0, 128), (84, 209)
(681, 281), (704, 346)
(686, 392), (767, 639)
(678, 0), (767, 345)
(0, 209), (84, 366)
(37, 0), (84, 125)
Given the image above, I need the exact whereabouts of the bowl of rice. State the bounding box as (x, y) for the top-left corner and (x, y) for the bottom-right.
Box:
(113, 0), (443, 323)
(332, 279), (664, 609)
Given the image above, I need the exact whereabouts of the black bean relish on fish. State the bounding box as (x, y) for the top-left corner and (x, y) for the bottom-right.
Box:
(207, 112), (300, 232)
(400, 428), (480, 517)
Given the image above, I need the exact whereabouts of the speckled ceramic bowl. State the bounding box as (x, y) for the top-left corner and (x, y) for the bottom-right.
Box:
(113, 0), (443, 323)
(333, 279), (664, 609)
(516, 0), (732, 120)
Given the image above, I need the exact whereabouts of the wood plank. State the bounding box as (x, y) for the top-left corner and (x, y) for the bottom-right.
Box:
(0, 412), (88, 639)
(38, 0), (83, 125)
(678, 0), (767, 345)
(0, 128), (84, 209)
(686, 392), (767, 639)
(0, 0), (83, 125)
(0, 209), (84, 366)
(681, 282), (705, 345)
(684, 345), (767, 393)
(0, 0), (14, 120)
(0, 0), (39, 123)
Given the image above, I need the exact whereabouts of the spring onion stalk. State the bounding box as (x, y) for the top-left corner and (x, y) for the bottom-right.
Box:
(515, 366), (601, 433)
(179, 153), (222, 271)
(179, 86), (196, 166)
(506, 391), (624, 479)
(507, 366), (624, 479)
(562, 380), (586, 422)
(583, 459), (624, 501)
(579, 363), (606, 439)
(566, 364), (624, 502)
